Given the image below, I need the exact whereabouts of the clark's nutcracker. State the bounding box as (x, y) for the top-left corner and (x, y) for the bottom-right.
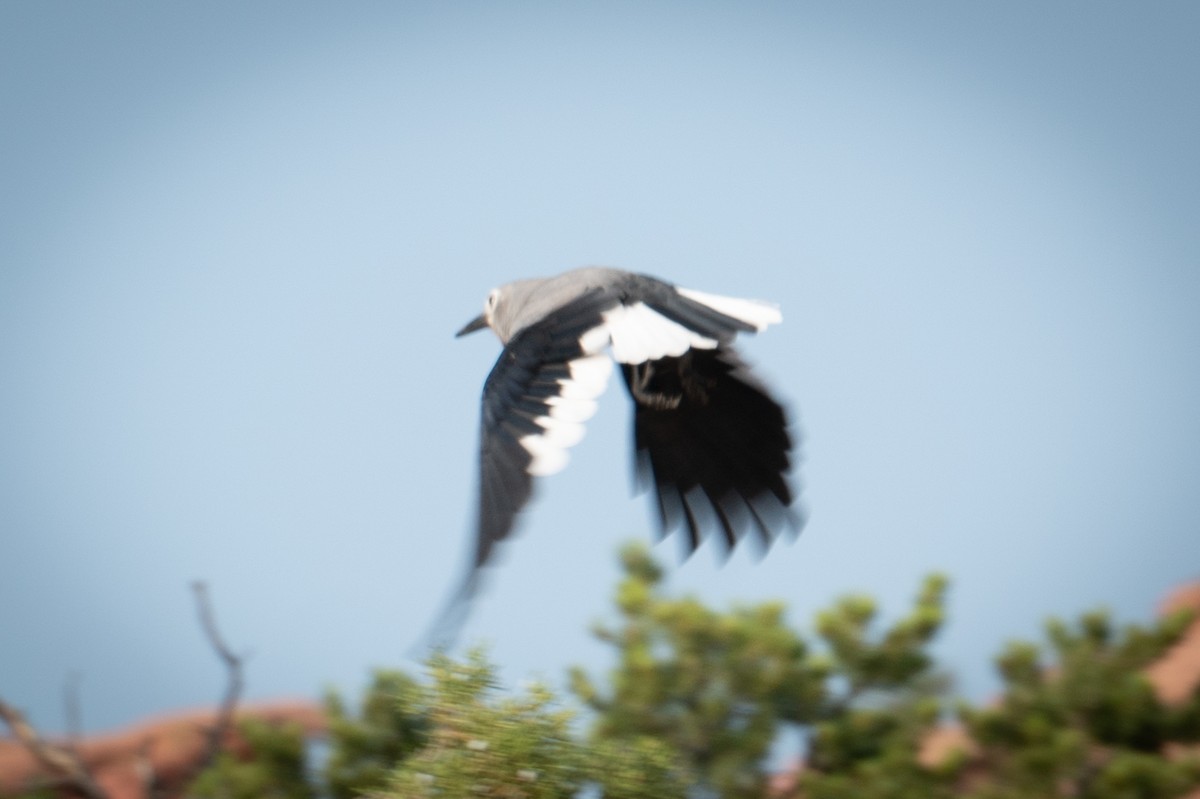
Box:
(430, 267), (800, 643)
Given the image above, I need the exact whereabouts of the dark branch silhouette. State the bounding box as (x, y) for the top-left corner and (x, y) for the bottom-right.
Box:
(64, 671), (83, 751)
(0, 698), (107, 799)
(190, 580), (245, 773)
(0, 582), (251, 798)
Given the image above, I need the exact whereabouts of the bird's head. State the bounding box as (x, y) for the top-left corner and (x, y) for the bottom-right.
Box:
(457, 279), (553, 344)
(455, 288), (500, 338)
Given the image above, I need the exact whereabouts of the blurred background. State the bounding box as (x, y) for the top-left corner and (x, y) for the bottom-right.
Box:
(1, 1), (1197, 737)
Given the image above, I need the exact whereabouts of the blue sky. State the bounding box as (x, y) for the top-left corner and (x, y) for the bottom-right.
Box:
(2, 2), (1198, 737)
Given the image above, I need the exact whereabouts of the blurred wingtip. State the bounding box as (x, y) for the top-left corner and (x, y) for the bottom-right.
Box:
(785, 503), (808, 540)
(405, 570), (484, 661)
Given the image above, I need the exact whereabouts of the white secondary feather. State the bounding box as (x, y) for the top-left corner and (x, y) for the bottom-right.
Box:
(520, 434), (570, 477)
(544, 394), (598, 422)
(676, 287), (782, 331)
(562, 353), (612, 397)
(519, 353), (612, 476)
(532, 414), (586, 448)
(605, 302), (717, 365)
(578, 323), (611, 356)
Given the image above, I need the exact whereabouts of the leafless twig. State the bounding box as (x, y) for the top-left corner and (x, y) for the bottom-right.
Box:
(0, 697), (107, 799)
(191, 581), (245, 772)
(64, 671), (84, 750)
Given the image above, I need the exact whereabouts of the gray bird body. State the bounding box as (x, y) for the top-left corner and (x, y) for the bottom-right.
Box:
(428, 266), (800, 645)
(482, 267), (627, 343)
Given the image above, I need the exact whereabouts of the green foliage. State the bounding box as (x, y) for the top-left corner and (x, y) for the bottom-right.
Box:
(176, 543), (1200, 799)
(571, 543), (955, 799)
(380, 648), (585, 799)
(587, 735), (689, 799)
(188, 719), (314, 799)
(323, 669), (429, 799)
(570, 542), (826, 798)
(4, 789), (56, 799)
(800, 574), (958, 798)
(960, 606), (1200, 798)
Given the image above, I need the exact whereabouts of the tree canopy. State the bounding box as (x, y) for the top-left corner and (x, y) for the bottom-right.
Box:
(7, 542), (1197, 799)
(180, 542), (1200, 799)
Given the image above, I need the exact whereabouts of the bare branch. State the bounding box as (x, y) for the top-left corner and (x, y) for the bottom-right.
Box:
(191, 580), (245, 772)
(0, 697), (107, 799)
(64, 671), (84, 750)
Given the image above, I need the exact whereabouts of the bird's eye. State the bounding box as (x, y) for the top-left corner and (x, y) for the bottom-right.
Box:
(486, 291), (498, 308)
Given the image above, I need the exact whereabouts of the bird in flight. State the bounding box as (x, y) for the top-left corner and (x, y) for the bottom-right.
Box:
(426, 266), (800, 645)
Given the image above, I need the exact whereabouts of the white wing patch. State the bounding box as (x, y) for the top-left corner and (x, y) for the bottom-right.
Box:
(676, 287), (782, 332)
(516, 285), (764, 477)
(520, 353), (612, 476)
(578, 323), (611, 356)
(604, 302), (718, 365)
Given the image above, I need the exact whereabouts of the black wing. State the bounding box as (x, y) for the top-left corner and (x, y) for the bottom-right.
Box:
(621, 345), (799, 559)
(474, 287), (621, 569)
(419, 288), (619, 648)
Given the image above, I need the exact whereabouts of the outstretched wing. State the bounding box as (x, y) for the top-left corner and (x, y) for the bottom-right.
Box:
(420, 275), (797, 649)
(473, 288), (621, 569)
(469, 274), (785, 568)
(622, 346), (799, 559)
(611, 279), (798, 558)
(420, 288), (623, 648)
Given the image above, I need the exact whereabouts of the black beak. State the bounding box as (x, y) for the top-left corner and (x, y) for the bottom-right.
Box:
(455, 314), (489, 338)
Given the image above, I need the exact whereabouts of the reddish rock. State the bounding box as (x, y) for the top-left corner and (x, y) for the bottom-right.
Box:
(1146, 582), (1200, 705)
(917, 723), (976, 769)
(0, 700), (325, 799)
